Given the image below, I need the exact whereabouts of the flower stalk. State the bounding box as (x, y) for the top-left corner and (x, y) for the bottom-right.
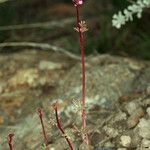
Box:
(73, 0), (89, 145)
(37, 108), (49, 150)
(52, 103), (74, 150)
(7, 133), (14, 150)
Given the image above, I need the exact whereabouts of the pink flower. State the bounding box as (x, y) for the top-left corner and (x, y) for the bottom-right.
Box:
(73, 0), (83, 6)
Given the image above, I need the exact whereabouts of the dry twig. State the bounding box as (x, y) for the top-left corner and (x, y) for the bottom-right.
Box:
(0, 0), (10, 4)
(0, 42), (80, 60)
(0, 18), (74, 31)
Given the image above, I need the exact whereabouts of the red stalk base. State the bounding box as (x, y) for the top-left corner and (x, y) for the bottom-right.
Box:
(7, 133), (14, 150)
(37, 108), (49, 150)
(52, 104), (74, 150)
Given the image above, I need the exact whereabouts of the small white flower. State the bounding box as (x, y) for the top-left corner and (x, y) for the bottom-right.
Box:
(143, 0), (150, 5)
(112, 0), (150, 28)
(112, 11), (125, 28)
(124, 9), (133, 21)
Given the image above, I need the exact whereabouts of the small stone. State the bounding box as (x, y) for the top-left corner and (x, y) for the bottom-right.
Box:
(39, 60), (63, 70)
(117, 148), (127, 150)
(50, 148), (55, 150)
(146, 107), (150, 116)
(138, 118), (150, 139)
(127, 107), (144, 128)
(79, 143), (93, 150)
(104, 126), (118, 138)
(146, 85), (150, 95)
(0, 85), (3, 94)
(125, 102), (139, 115)
(120, 135), (131, 147)
(0, 116), (4, 124)
(8, 69), (39, 87)
(95, 148), (113, 150)
(142, 139), (150, 148)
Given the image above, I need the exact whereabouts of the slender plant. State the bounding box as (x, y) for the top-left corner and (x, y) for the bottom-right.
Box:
(72, 0), (89, 145)
(37, 108), (49, 150)
(52, 103), (74, 150)
(7, 133), (14, 150)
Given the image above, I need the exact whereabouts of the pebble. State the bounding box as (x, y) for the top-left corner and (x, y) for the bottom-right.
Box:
(146, 85), (150, 95)
(95, 148), (113, 150)
(8, 69), (39, 87)
(39, 60), (63, 70)
(125, 102), (139, 115)
(138, 118), (150, 139)
(146, 107), (150, 116)
(127, 107), (144, 128)
(142, 139), (150, 148)
(117, 148), (127, 150)
(120, 135), (131, 147)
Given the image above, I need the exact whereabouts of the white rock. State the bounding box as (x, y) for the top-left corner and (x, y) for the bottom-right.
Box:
(120, 135), (131, 147)
(142, 139), (150, 148)
(39, 60), (62, 70)
(0, 84), (3, 94)
(125, 101), (139, 115)
(146, 85), (150, 95)
(8, 69), (38, 87)
(138, 118), (150, 139)
(146, 107), (150, 116)
(104, 126), (118, 138)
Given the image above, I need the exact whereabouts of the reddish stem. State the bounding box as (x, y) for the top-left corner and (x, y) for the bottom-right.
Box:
(7, 133), (14, 150)
(75, 6), (89, 145)
(37, 108), (49, 150)
(52, 104), (74, 150)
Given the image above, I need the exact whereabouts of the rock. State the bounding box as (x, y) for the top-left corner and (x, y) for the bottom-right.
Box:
(146, 107), (150, 116)
(117, 148), (127, 150)
(127, 107), (144, 128)
(142, 139), (150, 148)
(104, 126), (118, 138)
(120, 135), (131, 147)
(138, 118), (150, 139)
(8, 69), (39, 88)
(0, 114), (42, 150)
(79, 143), (93, 150)
(146, 85), (150, 95)
(95, 148), (113, 150)
(0, 116), (4, 124)
(1, 52), (150, 149)
(39, 60), (63, 70)
(125, 102), (139, 115)
(0, 84), (4, 94)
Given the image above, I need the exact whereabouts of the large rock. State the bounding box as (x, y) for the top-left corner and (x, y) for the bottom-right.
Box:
(0, 51), (150, 149)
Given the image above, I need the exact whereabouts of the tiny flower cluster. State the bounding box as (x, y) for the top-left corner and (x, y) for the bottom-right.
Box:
(74, 21), (88, 33)
(112, 0), (150, 28)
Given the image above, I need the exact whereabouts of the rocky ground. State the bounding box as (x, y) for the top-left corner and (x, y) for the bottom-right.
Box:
(0, 49), (150, 150)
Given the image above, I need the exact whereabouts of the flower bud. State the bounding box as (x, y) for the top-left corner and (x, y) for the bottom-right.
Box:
(73, 0), (83, 6)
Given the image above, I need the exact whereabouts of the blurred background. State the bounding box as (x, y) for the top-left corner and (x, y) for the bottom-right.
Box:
(0, 0), (150, 59)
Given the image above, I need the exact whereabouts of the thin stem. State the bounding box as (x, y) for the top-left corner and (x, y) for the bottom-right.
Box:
(53, 104), (74, 150)
(37, 108), (49, 150)
(75, 6), (89, 145)
(7, 134), (14, 150)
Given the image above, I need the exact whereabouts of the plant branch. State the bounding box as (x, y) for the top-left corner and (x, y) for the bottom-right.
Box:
(7, 133), (14, 150)
(0, 42), (80, 60)
(0, 18), (74, 31)
(37, 108), (49, 150)
(52, 104), (74, 150)
(0, 0), (10, 4)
